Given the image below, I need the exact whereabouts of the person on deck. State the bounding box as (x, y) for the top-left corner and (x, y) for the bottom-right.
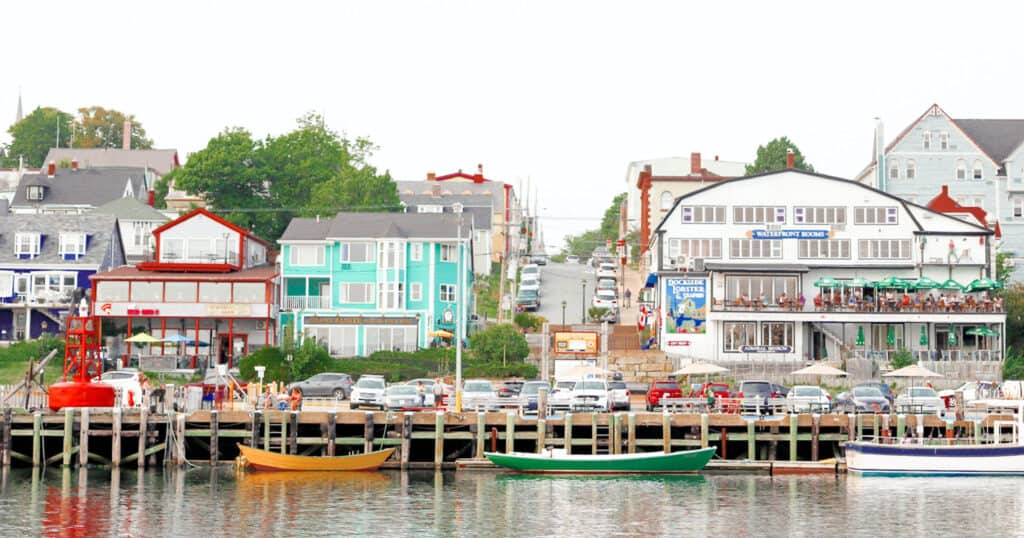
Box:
(432, 378), (444, 408)
(289, 387), (303, 412)
(417, 381), (426, 407)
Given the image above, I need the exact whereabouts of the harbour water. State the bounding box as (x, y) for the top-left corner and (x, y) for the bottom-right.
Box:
(0, 468), (1022, 536)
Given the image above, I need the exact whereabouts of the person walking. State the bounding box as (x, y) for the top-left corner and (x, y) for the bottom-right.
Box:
(624, 288), (632, 309)
(417, 381), (426, 407)
(432, 378), (444, 408)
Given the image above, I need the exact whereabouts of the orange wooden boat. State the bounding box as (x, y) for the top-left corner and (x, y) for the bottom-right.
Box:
(237, 444), (396, 472)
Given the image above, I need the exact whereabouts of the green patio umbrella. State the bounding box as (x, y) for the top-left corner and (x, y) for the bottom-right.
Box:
(813, 276), (841, 288)
(947, 324), (958, 347)
(966, 277), (1003, 292)
(886, 325), (896, 347)
(938, 279), (965, 291)
(843, 276), (873, 288)
(821, 344), (828, 359)
(875, 276), (910, 289)
(965, 326), (997, 337)
(919, 325), (928, 346)
(856, 326), (865, 346)
(910, 276), (941, 290)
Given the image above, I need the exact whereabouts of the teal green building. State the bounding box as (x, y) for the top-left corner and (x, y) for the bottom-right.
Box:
(277, 212), (473, 356)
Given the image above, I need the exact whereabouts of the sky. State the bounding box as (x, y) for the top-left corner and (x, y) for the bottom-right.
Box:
(4, 1), (1024, 251)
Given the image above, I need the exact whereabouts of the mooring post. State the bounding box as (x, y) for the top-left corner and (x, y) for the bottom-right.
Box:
(2, 407), (12, 467)
(627, 413), (636, 454)
(31, 412), (42, 467)
(662, 412), (671, 453)
(401, 412), (412, 470)
(289, 412), (298, 455)
(611, 414), (621, 455)
(364, 411), (375, 454)
(112, 407), (122, 468)
(915, 414), (924, 439)
(280, 412), (289, 455)
(721, 425), (728, 459)
(536, 418), (546, 453)
(537, 386), (548, 421)
(263, 412), (271, 451)
(564, 413), (574, 453)
(592, 413), (600, 455)
(433, 411), (444, 469)
(210, 410), (219, 465)
(62, 408), (73, 467)
(79, 407), (91, 467)
(175, 414), (186, 467)
(700, 413), (709, 449)
(747, 420), (755, 460)
(251, 411), (261, 450)
(811, 414), (820, 462)
(505, 412), (515, 454)
(896, 414), (906, 439)
(138, 408), (148, 469)
(789, 414), (798, 462)
(474, 413), (484, 459)
(973, 419), (982, 443)
(327, 412), (337, 457)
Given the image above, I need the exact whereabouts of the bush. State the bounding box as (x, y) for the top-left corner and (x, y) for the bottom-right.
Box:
(289, 338), (335, 381)
(0, 336), (65, 362)
(469, 323), (529, 362)
(514, 312), (540, 331)
(1004, 349), (1024, 380)
(891, 348), (914, 370)
(588, 307), (608, 322)
(237, 347), (290, 383)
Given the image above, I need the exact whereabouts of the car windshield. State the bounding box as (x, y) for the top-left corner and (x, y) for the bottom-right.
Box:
(853, 387), (883, 398)
(600, 264), (615, 270)
(518, 290), (539, 299)
(608, 381), (627, 390)
(357, 378), (384, 389)
(597, 291), (616, 299)
(556, 381), (576, 390)
(742, 382), (771, 394)
(407, 379), (434, 386)
(577, 381), (606, 390)
(522, 279), (538, 286)
(654, 382), (678, 390)
(387, 385), (416, 395)
(793, 387), (821, 397)
(523, 267), (538, 274)
(465, 381), (493, 392)
(907, 387), (937, 398)
(521, 383), (548, 395)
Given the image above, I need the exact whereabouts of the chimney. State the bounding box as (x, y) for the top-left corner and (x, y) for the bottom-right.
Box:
(941, 185), (949, 197)
(786, 149), (795, 169)
(690, 152), (702, 174)
(431, 184), (441, 197)
(122, 119), (131, 150)
(147, 190), (155, 207)
(474, 163), (484, 183)
(47, 161), (55, 177)
(71, 159), (78, 172)
(427, 172), (436, 181)
(714, 155), (719, 161)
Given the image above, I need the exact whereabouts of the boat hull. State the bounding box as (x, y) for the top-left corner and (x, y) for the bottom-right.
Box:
(484, 447), (716, 474)
(845, 441), (1024, 476)
(237, 444), (395, 472)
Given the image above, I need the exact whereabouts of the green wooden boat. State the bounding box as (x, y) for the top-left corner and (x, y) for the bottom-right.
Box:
(484, 447), (716, 474)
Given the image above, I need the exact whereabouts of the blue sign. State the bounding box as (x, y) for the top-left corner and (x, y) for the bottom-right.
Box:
(665, 278), (706, 335)
(750, 229), (831, 240)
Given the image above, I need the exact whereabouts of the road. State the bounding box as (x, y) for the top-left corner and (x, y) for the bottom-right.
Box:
(533, 261), (595, 326)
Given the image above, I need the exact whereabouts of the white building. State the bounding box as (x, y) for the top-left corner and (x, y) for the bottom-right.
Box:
(649, 169), (1005, 366)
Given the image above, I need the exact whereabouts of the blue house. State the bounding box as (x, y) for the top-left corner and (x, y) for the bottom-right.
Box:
(277, 212), (474, 357)
(0, 213), (125, 340)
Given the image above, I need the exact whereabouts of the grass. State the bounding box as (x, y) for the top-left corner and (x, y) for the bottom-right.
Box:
(0, 357), (67, 385)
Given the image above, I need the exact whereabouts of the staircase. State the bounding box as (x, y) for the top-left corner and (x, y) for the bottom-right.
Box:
(810, 322), (853, 358)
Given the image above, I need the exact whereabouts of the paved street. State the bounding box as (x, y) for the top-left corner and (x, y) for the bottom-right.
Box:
(534, 262), (595, 326)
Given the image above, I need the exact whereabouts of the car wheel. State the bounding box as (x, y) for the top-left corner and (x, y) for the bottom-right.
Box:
(351, 403), (360, 410)
(646, 404), (652, 412)
(333, 388), (345, 400)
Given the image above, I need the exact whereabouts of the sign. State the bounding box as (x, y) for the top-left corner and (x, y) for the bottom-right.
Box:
(304, 315), (418, 326)
(553, 331), (599, 354)
(666, 340), (691, 347)
(664, 277), (706, 334)
(739, 345), (793, 353)
(207, 304), (252, 317)
(95, 302), (270, 318)
(750, 229), (830, 240)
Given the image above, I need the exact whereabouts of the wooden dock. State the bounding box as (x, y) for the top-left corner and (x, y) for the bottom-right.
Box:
(0, 408), (1010, 471)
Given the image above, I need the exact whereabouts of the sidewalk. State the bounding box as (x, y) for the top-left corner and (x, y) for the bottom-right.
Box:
(619, 264), (645, 327)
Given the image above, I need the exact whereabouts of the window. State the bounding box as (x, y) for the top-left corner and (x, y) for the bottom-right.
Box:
(660, 191), (674, 210)
(165, 282), (197, 302)
(798, 239), (850, 259)
(889, 159), (900, 180)
(854, 206), (898, 225)
(667, 238), (722, 259)
(440, 284), (456, 302)
(417, 205), (443, 213)
(26, 185), (44, 201)
(440, 244), (457, 262)
(724, 275), (798, 304)
(858, 239), (913, 259)
(410, 243), (423, 262)
(377, 282), (404, 310)
(15, 233), (40, 259)
(728, 238), (782, 259)
(922, 131), (931, 150)
(31, 271), (77, 300)
(761, 322), (794, 348)
(733, 206), (786, 224)
(723, 322), (756, 352)
(338, 283), (373, 304)
(96, 281), (129, 302)
(410, 283), (422, 302)
(289, 245), (325, 266)
(793, 206), (846, 225)
(905, 159), (916, 180)
(956, 159), (967, 180)
(132, 222), (152, 248)
(233, 282), (265, 303)
(377, 241), (405, 269)
(339, 242), (372, 263)
(59, 233), (87, 259)
(364, 326), (418, 354)
(452, 203), (463, 214)
(130, 282), (162, 302)
(681, 206), (725, 224)
(199, 282), (231, 302)
(940, 131), (949, 150)
(1014, 198), (1024, 218)
(973, 160), (984, 180)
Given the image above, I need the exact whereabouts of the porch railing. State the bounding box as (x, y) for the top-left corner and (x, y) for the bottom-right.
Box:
(851, 349), (1003, 362)
(283, 295), (328, 310)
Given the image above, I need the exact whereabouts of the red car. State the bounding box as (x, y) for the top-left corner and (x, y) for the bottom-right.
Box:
(689, 382), (730, 398)
(646, 380), (683, 411)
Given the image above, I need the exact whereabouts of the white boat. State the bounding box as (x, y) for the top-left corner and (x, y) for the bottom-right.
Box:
(845, 400), (1024, 476)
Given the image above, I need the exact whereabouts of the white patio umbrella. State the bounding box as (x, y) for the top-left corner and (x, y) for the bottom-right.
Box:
(884, 364), (943, 412)
(791, 364), (848, 377)
(672, 362), (730, 376)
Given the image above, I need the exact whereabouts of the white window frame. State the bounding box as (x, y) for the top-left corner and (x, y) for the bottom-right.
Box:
(723, 322), (757, 352)
(854, 206), (898, 225)
(889, 159), (900, 180)
(1013, 198), (1024, 218)
(417, 205), (443, 214)
(289, 245), (325, 266)
(440, 244), (457, 262)
(940, 131), (949, 150)
(922, 131), (931, 150)
(728, 239), (782, 259)
(905, 159), (916, 180)
(660, 191), (674, 211)
(26, 185), (44, 201)
(410, 242), (423, 262)
(14, 233), (40, 258)
(680, 206), (725, 224)
(793, 206), (846, 225)
(377, 241), (405, 270)
(733, 206), (786, 225)
(410, 282), (423, 302)
(973, 160), (984, 180)
(667, 238), (722, 259)
(338, 282), (374, 304)
(797, 239), (850, 259)
(59, 232), (87, 258)
(339, 242), (373, 263)
(857, 239), (913, 260)
(440, 284), (456, 302)
(956, 159), (967, 180)
(376, 282), (405, 310)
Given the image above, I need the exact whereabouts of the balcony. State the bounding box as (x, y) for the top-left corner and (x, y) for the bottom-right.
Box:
(283, 295), (329, 310)
(712, 297), (1004, 315)
(852, 349), (1003, 362)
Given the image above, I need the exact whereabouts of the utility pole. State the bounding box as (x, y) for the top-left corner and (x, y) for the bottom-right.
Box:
(497, 253), (507, 323)
(455, 212), (464, 411)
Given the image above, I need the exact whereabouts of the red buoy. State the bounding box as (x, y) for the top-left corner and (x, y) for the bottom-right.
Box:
(49, 313), (115, 411)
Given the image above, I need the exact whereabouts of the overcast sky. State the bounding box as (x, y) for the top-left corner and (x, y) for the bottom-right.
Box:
(5, 1), (1023, 250)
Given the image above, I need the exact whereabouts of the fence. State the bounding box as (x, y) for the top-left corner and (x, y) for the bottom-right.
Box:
(0, 385), (49, 410)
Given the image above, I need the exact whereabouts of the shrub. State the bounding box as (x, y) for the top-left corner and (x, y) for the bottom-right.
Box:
(1004, 348), (1024, 380)
(289, 338), (335, 381)
(469, 323), (529, 362)
(891, 348), (914, 370)
(237, 347), (290, 383)
(0, 336), (65, 362)
(514, 312), (540, 331)
(588, 307), (608, 322)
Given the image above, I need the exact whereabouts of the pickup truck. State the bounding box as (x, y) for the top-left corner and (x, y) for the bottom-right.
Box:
(608, 380), (631, 411)
(646, 380), (682, 411)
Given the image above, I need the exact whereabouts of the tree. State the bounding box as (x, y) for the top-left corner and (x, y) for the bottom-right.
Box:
(745, 136), (815, 175)
(152, 168), (176, 210)
(3, 107), (73, 167)
(73, 106), (154, 149)
(237, 346), (290, 383)
(469, 323), (529, 362)
(599, 192), (626, 240)
(1004, 284), (1024, 351)
(997, 251), (1014, 284)
(289, 338), (335, 382)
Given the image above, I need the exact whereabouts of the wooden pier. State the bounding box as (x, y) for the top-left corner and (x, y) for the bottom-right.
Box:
(0, 408), (1011, 471)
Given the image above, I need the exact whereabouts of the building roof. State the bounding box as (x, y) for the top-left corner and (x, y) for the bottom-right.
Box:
(395, 180), (509, 210)
(0, 214), (120, 266)
(10, 166), (148, 209)
(42, 148), (179, 176)
(953, 119), (1024, 164)
(90, 264), (277, 282)
(925, 185), (989, 227)
(399, 193), (493, 230)
(151, 208), (272, 247)
(94, 196), (170, 222)
(279, 212), (473, 242)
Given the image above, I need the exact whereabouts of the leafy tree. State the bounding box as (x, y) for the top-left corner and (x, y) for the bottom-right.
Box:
(289, 338), (335, 382)
(469, 323), (529, 362)
(997, 252), (1014, 284)
(1004, 284), (1024, 351)
(73, 106), (153, 149)
(890, 348), (914, 369)
(3, 107), (73, 167)
(237, 346), (290, 383)
(152, 169), (176, 209)
(745, 136), (815, 175)
(1003, 349), (1024, 380)
(599, 192), (626, 240)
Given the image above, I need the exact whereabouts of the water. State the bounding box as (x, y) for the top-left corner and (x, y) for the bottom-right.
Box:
(0, 468), (1022, 536)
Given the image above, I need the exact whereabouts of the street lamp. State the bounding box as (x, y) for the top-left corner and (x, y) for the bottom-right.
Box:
(581, 279), (587, 323)
(561, 300), (567, 328)
(255, 365), (266, 404)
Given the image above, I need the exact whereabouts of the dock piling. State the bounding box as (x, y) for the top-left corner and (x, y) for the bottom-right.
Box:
(79, 408), (90, 467)
(210, 410), (219, 465)
(537, 418), (546, 453)
(62, 408), (73, 467)
(112, 408), (122, 468)
(565, 413), (573, 453)
(789, 414), (797, 462)
(746, 420), (755, 460)
(505, 412), (515, 454)
(627, 413), (635, 454)
(31, 412), (41, 467)
(138, 408), (148, 469)
(662, 413), (671, 453)
(700, 413), (709, 449)
(433, 412), (443, 468)
(364, 412), (375, 454)
(327, 412), (336, 456)
(474, 413), (484, 459)
(401, 412), (412, 469)
(288, 413), (298, 455)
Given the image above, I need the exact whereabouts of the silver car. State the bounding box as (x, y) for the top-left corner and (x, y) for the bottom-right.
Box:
(350, 375), (386, 410)
(462, 379), (496, 410)
(385, 384), (433, 409)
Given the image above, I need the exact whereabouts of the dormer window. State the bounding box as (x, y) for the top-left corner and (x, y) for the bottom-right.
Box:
(417, 205), (443, 214)
(940, 132), (950, 150)
(59, 232), (87, 260)
(452, 202), (464, 214)
(26, 185), (45, 201)
(15, 233), (40, 259)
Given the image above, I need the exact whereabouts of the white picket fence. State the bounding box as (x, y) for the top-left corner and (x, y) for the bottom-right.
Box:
(0, 384), (49, 410)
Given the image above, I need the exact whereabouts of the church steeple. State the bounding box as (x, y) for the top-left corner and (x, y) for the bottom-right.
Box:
(15, 89), (23, 124)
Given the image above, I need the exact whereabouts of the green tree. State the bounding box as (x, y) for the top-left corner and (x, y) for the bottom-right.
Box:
(599, 192), (626, 240)
(1003, 350), (1024, 380)
(890, 348), (914, 369)
(745, 136), (815, 175)
(237, 346), (290, 383)
(73, 106), (154, 149)
(3, 107), (73, 167)
(469, 323), (529, 362)
(289, 338), (335, 382)
(1004, 284), (1024, 351)
(152, 169), (176, 210)
(997, 252), (1014, 284)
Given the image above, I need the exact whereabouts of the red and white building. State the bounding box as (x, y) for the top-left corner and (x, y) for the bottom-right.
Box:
(90, 209), (278, 369)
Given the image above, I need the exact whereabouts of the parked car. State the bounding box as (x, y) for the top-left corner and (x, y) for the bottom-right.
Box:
(566, 255), (580, 264)
(938, 381), (999, 404)
(596, 263), (617, 280)
(646, 380), (683, 411)
(550, 380), (577, 409)
(608, 380), (631, 411)
(521, 263), (542, 282)
(516, 289), (541, 311)
(855, 382), (896, 404)
(462, 379), (497, 410)
(895, 386), (944, 414)
(571, 380), (611, 411)
(531, 255), (548, 266)
(288, 373), (353, 399)
(95, 368), (142, 407)
(520, 381), (551, 411)
(596, 278), (616, 291)
(737, 380), (780, 414)
(689, 382), (730, 398)
(350, 375), (386, 410)
(497, 380), (524, 398)
(592, 289), (617, 310)
(385, 384), (433, 409)
(786, 385), (832, 413)
(520, 277), (541, 296)
(835, 386), (891, 414)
